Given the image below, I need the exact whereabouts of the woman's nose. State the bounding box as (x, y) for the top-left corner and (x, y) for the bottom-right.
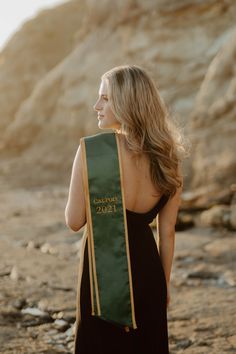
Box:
(93, 99), (102, 112)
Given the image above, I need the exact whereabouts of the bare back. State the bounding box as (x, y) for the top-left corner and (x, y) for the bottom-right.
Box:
(118, 134), (163, 213)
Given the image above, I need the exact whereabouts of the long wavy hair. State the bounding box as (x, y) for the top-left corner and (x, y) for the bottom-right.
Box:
(101, 65), (189, 198)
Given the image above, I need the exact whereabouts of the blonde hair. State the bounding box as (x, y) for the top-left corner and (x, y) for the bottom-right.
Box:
(101, 65), (189, 198)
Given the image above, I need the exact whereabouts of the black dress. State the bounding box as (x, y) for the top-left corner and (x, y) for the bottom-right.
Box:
(75, 194), (170, 354)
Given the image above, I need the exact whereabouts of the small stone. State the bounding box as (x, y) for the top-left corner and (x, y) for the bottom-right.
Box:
(67, 341), (75, 351)
(200, 205), (230, 227)
(40, 242), (58, 255)
(186, 264), (219, 280)
(176, 213), (195, 231)
(10, 266), (19, 281)
(21, 307), (50, 319)
(230, 204), (236, 230)
(0, 268), (11, 277)
(54, 311), (64, 319)
(228, 334), (236, 347)
(38, 299), (49, 311)
(30, 332), (38, 339)
(53, 332), (67, 340)
(176, 338), (193, 349)
(54, 344), (67, 351)
(65, 326), (74, 338)
(220, 270), (236, 287)
(27, 241), (36, 250)
(53, 319), (70, 331)
(46, 329), (58, 336)
(13, 298), (27, 310)
(187, 270), (218, 280)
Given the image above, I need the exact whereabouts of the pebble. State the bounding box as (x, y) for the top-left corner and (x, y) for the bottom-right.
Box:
(176, 338), (193, 349)
(26, 241), (36, 250)
(40, 242), (57, 254)
(227, 335), (236, 347)
(13, 298), (27, 310)
(53, 319), (70, 331)
(38, 299), (49, 311)
(10, 266), (20, 281)
(229, 204), (236, 229)
(176, 213), (195, 231)
(65, 326), (74, 338)
(200, 205), (230, 227)
(219, 271), (236, 287)
(52, 311), (64, 320)
(187, 270), (219, 280)
(21, 307), (51, 319)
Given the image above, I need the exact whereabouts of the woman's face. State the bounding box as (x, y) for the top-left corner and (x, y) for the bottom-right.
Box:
(93, 79), (121, 131)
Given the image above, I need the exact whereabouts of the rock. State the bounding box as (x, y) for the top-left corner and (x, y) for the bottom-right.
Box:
(61, 311), (75, 324)
(67, 341), (75, 351)
(176, 212), (195, 231)
(176, 338), (193, 349)
(26, 241), (35, 249)
(0, 268), (11, 277)
(189, 29), (236, 197)
(10, 266), (19, 281)
(228, 335), (236, 347)
(219, 271), (236, 287)
(229, 204), (236, 230)
(186, 263), (221, 283)
(187, 270), (219, 280)
(52, 332), (67, 340)
(0, 0), (84, 137)
(53, 319), (70, 331)
(40, 242), (58, 255)
(52, 311), (64, 320)
(65, 326), (74, 338)
(181, 187), (233, 210)
(200, 205), (230, 227)
(38, 299), (49, 312)
(13, 298), (27, 310)
(26, 240), (38, 250)
(21, 307), (50, 319)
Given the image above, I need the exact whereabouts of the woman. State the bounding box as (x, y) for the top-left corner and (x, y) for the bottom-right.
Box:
(65, 65), (187, 354)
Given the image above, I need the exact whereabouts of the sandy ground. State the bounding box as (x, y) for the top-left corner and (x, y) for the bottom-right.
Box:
(0, 182), (235, 353)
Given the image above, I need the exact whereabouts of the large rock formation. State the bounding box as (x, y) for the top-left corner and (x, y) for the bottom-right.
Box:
(188, 29), (236, 204)
(0, 0), (235, 194)
(0, 0), (85, 136)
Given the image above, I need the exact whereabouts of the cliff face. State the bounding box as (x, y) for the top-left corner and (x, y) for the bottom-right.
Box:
(0, 0), (85, 135)
(0, 0), (235, 197)
(190, 29), (236, 193)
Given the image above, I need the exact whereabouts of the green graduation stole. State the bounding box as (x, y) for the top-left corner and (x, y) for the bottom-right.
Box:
(75, 132), (137, 336)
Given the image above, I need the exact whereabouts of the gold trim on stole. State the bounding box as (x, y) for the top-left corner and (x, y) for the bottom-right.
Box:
(115, 133), (137, 330)
(81, 138), (101, 316)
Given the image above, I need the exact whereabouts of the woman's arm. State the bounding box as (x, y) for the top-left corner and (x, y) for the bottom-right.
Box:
(65, 144), (86, 232)
(157, 179), (183, 305)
